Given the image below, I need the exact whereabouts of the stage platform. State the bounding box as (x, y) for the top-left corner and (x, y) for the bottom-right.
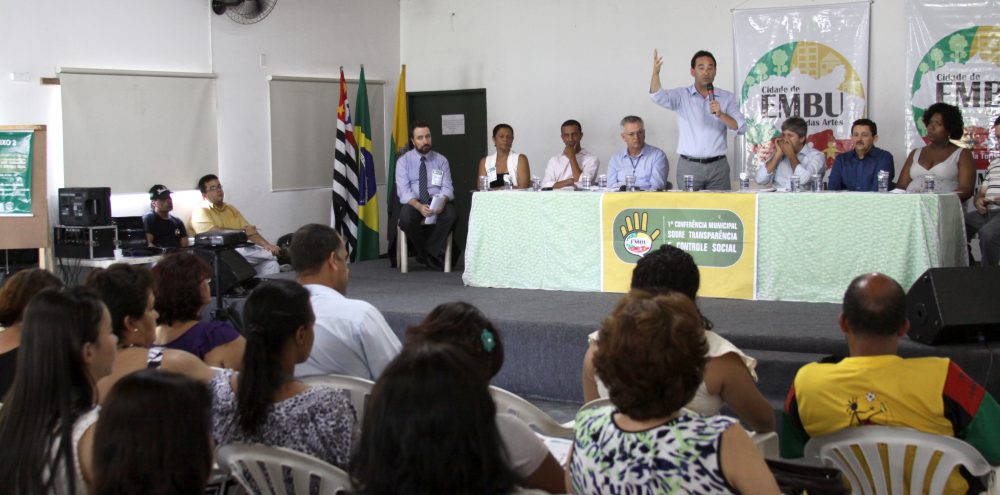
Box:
(266, 259), (998, 422)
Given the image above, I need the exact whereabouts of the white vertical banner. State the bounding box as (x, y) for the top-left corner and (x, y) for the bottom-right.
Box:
(733, 3), (870, 176)
(906, 0), (1000, 171)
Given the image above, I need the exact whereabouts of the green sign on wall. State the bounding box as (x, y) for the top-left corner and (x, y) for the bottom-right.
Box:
(0, 131), (34, 216)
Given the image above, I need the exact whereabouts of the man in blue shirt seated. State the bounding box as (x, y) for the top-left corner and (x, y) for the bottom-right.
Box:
(606, 116), (669, 191)
(754, 117), (826, 191)
(827, 119), (895, 191)
(395, 120), (456, 270)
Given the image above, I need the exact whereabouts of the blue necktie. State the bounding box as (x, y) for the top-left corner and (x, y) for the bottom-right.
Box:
(418, 156), (430, 204)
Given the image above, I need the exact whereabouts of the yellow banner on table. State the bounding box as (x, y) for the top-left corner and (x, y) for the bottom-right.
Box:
(601, 192), (758, 299)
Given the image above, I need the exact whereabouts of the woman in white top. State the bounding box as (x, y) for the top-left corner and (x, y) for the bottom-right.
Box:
(582, 244), (776, 433)
(478, 124), (531, 189)
(0, 287), (118, 495)
(897, 102), (975, 202)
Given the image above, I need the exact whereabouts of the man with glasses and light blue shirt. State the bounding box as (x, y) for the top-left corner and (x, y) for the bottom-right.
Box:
(649, 49), (746, 191)
(606, 116), (669, 191)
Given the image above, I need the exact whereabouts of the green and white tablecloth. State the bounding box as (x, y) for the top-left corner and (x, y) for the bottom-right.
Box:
(463, 190), (968, 303)
(463, 191), (603, 292)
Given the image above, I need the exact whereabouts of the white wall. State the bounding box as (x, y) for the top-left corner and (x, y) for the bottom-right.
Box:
(0, 0), (210, 222)
(0, 0), (400, 249)
(401, 0), (908, 187)
(211, 0), (400, 243)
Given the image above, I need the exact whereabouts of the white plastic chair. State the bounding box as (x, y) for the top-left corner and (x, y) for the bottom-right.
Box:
(577, 397), (612, 414)
(489, 385), (574, 439)
(299, 373), (374, 424)
(804, 426), (992, 495)
(396, 226), (452, 273)
(216, 443), (351, 495)
(750, 431), (779, 459)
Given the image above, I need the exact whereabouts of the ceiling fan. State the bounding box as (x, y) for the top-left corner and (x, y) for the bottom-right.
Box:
(212, 0), (276, 25)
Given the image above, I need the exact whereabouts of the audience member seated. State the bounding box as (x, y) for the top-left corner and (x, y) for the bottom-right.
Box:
(582, 244), (775, 433)
(211, 279), (356, 468)
(897, 102), (975, 201)
(479, 124), (531, 189)
(606, 115), (669, 191)
(85, 264), (214, 402)
(781, 272), (1000, 494)
(754, 116), (826, 191)
(569, 291), (779, 494)
(0, 269), (62, 399)
(827, 119), (895, 191)
(540, 119), (600, 189)
(152, 251), (245, 370)
(290, 223), (400, 379)
(350, 342), (548, 495)
(92, 370), (213, 495)
(190, 174), (281, 275)
(143, 184), (189, 248)
(0, 288), (117, 495)
(965, 115), (1000, 266)
(404, 301), (565, 493)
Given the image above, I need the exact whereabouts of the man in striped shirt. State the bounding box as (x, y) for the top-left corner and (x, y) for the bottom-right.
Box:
(965, 115), (1000, 266)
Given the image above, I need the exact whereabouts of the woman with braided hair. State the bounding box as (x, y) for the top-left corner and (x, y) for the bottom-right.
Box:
(209, 279), (356, 467)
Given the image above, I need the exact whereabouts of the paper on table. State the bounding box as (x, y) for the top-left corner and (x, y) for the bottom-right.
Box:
(422, 195), (446, 225)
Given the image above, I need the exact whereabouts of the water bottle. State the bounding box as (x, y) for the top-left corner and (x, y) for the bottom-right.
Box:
(738, 173), (750, 192)
(811, 176), (822, 192)
(683, 175), (695, 192)
(479, 176), (490, 192)
(877, 171), (889, 192)
(531, 176), (541, 191)
(580, 174), (592, 191)
(597, 174), (608, 191)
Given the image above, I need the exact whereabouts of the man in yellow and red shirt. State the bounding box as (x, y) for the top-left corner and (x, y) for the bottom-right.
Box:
(781, 272), (1000, 494)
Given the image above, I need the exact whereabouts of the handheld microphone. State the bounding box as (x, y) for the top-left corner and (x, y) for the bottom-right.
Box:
(706, 83), (718, 115)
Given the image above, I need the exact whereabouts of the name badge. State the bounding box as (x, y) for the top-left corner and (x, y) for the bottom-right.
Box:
(486, 165), (497, 183)
(431, 169), (444, 187)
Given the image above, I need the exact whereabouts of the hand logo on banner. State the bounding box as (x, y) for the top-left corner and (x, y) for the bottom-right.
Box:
(618, 211), (661, 257)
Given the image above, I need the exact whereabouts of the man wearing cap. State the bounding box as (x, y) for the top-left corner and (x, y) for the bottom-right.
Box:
(143, 184), (189, 248)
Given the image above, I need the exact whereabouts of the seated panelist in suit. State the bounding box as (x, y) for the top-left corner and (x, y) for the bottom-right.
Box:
(395, 120), (456, 270)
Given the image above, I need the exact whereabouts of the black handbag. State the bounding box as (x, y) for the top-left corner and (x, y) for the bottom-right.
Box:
(765, 458), (849, 495)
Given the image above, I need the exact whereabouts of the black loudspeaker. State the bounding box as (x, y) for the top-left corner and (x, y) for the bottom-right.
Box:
(193, 247), (257, 297)
(58, 188), (112, 226)
(906, 267), (1000, 345)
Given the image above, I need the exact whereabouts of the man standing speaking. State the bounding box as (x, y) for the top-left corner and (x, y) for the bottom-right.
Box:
(649, 49), (746, 191)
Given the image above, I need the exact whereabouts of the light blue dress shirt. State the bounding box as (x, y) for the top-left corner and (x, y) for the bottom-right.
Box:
(754, 144), (826, 190)
(606, 145), (670, 190)
(650, 86), (746, 158)
(395, 149), (454, 204)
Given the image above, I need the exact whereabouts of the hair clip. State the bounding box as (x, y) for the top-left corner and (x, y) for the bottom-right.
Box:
(480, 328), (495, 353)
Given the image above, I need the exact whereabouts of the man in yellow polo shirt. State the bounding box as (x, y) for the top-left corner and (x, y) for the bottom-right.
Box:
(781, 272), (1000, 494)
(191, 174), (280, 275)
